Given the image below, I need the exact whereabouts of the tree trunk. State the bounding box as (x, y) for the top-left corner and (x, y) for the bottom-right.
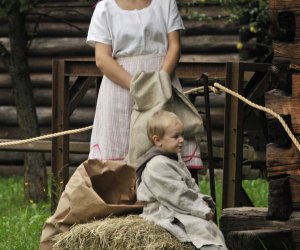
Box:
(6, 3), (48, 202)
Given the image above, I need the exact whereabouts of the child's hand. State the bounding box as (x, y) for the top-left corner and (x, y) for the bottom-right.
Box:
(206, 210), (214, 221)
(203, 195), (216, 215)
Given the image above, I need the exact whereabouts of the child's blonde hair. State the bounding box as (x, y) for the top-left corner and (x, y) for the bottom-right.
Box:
(147, 110), (180, 144)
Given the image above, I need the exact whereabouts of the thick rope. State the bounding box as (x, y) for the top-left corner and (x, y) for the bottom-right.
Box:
(0, 126), (93, 146)
(212, 82), (300, 152)
(0, 83), (299, 152)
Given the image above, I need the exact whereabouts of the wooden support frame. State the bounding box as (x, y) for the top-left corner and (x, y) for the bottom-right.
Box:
(222, 62), (271, 208)
(49, 59), (270, 209)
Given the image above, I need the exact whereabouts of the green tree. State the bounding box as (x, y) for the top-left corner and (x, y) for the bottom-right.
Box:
(220, 0), (272, 61)
(0, 0), (48, 202)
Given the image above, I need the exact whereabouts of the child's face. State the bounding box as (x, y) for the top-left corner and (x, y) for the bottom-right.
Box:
(155, 119), (184, 154)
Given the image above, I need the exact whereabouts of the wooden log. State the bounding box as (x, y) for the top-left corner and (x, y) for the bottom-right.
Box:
(0, 126), (91, 142)
(265, 89), (300, 134)
(181, 35), (239, 54)
(179, 53), (239, 63)
(268, 0), (300, 11)
(292, 73), (300, 96)
(0, 106), (95, 126)
(0, 22), (89, 37)
(35, 1), (91, 7)
(0, 20), (237, 37)
(194, 93), (225, 107)
(0, 56), (94, 73)
(184, 19), (238, 36)
(268, 175), (293, 220)
(267, 115), (292, 147)
(26, 7), (93, 23)
(0, 87), (97, 106)
(226, 229), (293, 250)
(0, 151), (88, 165)
(199, 107), (225, 129)
(273, 40), (300, 65)
(0, 165), (76, 177)
(0, 125), (223, 147)
(219, 207), (300, 249)
(266, 143), (300, 169)
(290, 175), (300, 209)
(0, 73), (52, 88)
(0, 105), (226, 129)
(179, 6), (229, 19)
(0, 36), (239, 57)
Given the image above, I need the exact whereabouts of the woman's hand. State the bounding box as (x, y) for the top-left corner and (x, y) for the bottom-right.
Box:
(95, 42), (132, 89)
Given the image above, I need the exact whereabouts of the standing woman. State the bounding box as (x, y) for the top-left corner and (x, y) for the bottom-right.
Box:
(87, 0), (203, 169)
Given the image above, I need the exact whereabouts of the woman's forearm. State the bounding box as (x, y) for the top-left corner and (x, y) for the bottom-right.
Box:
(95, 43), (132, 89)
(161, 31), (181, 75)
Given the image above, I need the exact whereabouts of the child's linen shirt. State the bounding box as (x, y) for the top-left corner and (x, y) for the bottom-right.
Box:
(137, 154), (227, 249)
(87, 0), (185, 58)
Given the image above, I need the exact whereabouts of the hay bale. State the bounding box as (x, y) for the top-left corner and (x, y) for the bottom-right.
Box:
(53, 215), (195, 250)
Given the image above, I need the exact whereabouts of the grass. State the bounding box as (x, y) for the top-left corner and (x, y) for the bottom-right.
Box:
(198, 177), (269, 221)
(0, 176), (268, 250)
(0, 177), (51, 250)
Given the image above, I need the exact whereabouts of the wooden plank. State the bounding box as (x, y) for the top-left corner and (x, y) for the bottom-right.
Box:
(220, 207), (300, 249)
(226, 229), (293, 250)
(63, 60), (227, 78)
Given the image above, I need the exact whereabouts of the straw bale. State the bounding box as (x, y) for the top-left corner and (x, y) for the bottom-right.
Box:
(53, 215), (195, 250)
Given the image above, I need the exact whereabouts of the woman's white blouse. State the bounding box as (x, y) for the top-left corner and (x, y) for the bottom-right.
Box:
(87, 0), (185, 58)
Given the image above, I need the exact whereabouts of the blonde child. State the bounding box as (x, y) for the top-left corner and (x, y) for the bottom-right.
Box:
(136, 110), (227, 250)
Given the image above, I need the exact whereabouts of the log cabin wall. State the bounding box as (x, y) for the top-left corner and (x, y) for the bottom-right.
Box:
(0, 0), (239, 175)
(266, 0), (300, 210)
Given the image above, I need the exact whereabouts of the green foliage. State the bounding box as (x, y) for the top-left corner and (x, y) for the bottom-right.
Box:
(220, 0), (270, 33)
(0, 0), (43, 13)
(219, 0), (272, 61)
(178, 0), (225, 22)
(0, 177), (50, 250)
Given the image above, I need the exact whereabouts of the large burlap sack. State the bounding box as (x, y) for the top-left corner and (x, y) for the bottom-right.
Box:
(39, 159), (143, 250)
(127, 71), (204, 166)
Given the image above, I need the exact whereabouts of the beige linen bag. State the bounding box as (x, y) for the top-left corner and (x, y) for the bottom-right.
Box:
(127, 70), (204, 166)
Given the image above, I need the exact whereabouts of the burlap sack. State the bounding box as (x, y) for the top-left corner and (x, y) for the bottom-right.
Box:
(39, 159), (143, 250)
(127, 70), (204, 166)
